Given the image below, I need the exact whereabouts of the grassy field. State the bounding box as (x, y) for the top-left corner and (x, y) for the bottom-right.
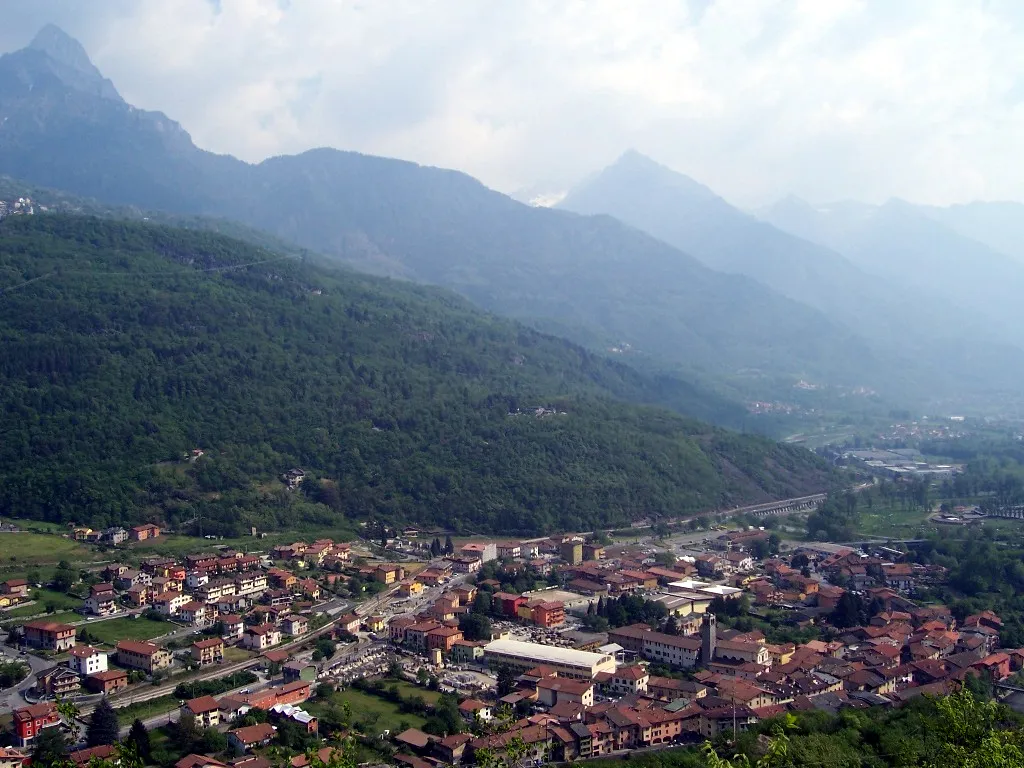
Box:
(854, 505), (934, 539)
(0, 532), (97, 568)
(113, 694), (179, 725)
(388, 679), (442, 705)
(1, 610), (80, 629)
(127, 528), (355, 559)
(223, 646), (255, 663)
(80, 616), (171, 645)
(309, 689), (427, 734)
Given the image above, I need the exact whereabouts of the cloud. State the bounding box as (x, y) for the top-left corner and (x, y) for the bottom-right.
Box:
(1, 0), (1023, 206)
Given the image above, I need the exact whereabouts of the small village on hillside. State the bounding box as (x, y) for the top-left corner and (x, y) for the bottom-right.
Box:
(0, 518), (1018, 768)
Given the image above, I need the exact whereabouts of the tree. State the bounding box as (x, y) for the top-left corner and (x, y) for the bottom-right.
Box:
(52, 566), (75, 593)
(431, 538), (442, 557)
(128, 719), (151, 761)
(496, 666), (516, 697)
(459, 612), (493, 641)
(31, 726), (68, 768)
(473, 590), (493, 615)
(87, 698), (121, 746)
(445, 535), (455, 555)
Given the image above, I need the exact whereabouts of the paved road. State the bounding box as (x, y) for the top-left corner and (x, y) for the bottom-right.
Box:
(0, 644), (54, 712)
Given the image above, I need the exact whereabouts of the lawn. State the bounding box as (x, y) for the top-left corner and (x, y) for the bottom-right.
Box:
(223, 646), (255, 663)
(388, 679), (442, 706)
(127, 528), (355, 559)
(309, 689), (427, 734)
(854, 505), (934, 539)
(80, 617), (171, 645)
(0, 532), (95, 565)
(113, 694), (179, 725)
(1, 610), (80, 629)
(2, 589), (85, 619)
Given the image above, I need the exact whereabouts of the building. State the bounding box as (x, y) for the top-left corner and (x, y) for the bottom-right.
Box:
(12, 703), (60, 747)
(179, 601), (210, 626)
(560, 541), (583, 566)
(131, 524), (161, 541)
(228, 723), (276, 754)
(426, 626), (464, 653)
(531, 600), (565, 628)
(1, 579), (29, 601)
(0, 748), (27, 768)
(183, 696), (222, 728)
(84, 670), (128, 695)
(243, 623), (282, 651)
(220, 615), (245, 640)
(281, 615), (308, 636)
(116, 640), (172, 673)
(192, 638), (225, 666)
(84, 583), (117, 616)
(151, 590), (189, 616)
(536, 677), (595, 708)
(594, 665), (649, 697)
(460, 542), (497, 563)
(483, 639), (617, 680)
(67, 646), (108, 676)
(459, 699), (493, 722)
(375, 564), (405, 584)
(34, 666), (81, 698)
(23, 619), (76, 652)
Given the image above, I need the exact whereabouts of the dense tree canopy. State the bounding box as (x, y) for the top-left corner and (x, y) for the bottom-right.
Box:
(0, 216), (834, 535)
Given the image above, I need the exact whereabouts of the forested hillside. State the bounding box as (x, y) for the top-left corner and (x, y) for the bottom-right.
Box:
(0, 216), (835, 535)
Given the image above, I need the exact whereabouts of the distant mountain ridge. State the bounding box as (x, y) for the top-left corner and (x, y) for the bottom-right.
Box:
(0, 26), (892, 406)
(758, 194), (1024, 354)
(558, 151), (1024, 410)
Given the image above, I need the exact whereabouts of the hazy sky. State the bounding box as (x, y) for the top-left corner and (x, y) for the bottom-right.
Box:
(2, 0), (1023, 206)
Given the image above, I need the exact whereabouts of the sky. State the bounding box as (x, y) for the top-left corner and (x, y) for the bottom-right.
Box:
(1, 0), (1023, 207)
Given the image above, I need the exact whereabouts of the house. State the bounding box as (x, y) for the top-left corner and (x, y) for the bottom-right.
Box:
(84, 670), (128, 695)
(105, 527), (129, 545)
(192, 638), (225, 666)
(460, 542), (497, 563)
(458, 699), (493, 722)
(34, 666), (81, 697)
(281, 615), (308, 636)
(243, 624), (282, 651)
(0, 748), (27, 768)
(68, 745), (118, 767)
(594, 664), (649, 697)
(67, 646), (108, 676)
(126, 584), (149, 607)
(375, 564), (405, 584)
(283, 661), (318, 683)
(175, 755), (227, 768)
(183, 696), (222, 727)
(364, 615), (386, 633)
(151, 590), (189, 617)
(298, 579), (320, 600)
(179, 601), (210, 626)
(536, 677), (595, 708)
(450, 639), (487, 663)
(116, 640), (172, 673)
(1, 579), (29, 601)
(531, 600), (565, 628)
(404, 621), (443, 650)
(12, 703), (60, 747)
(698, 705), (759, 738)
(426, 626), (464, 653)
(131, 523), (161, 541)
(398, 581), (423, 598)
(220, 614), (245, 640)
(23, 619), (76, 652)
(228, 723), (277, 754)
(337, 613), (362, 635)
(497, 542), (522, 560)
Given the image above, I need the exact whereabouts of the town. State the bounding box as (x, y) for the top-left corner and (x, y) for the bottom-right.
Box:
(0, 517), (1018, 768)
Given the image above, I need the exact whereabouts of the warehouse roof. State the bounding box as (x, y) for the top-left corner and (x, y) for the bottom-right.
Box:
(484, 638), (614, 668)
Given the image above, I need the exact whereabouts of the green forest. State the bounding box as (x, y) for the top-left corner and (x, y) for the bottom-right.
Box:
(0, 215), (835, 535)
